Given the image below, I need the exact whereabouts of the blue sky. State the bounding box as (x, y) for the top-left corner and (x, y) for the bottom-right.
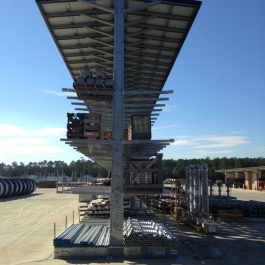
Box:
(0, 0), (264, 165)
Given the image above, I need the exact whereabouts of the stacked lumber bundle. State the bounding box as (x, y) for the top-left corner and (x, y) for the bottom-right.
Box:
(149, 195), (186, 215)
(123, 218), (178, 248)
(90, 178), (111, 186)
(66, 113), (103, 140)
(124, 129), (128, 140)
(38, 180), (56, 188)
(83, 199), (110, 218)
(151, 197), (171, 214)
(103, 131), (112, 140)
(67, 113), (84, 139)
(218, 210), (243, 221)
(102, 129), (129, 140)
(83, 114), (102, 140)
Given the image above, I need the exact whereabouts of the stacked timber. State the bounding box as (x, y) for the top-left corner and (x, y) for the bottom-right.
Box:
(83, 114), (102, 140)
(124, 129), (128, 140)
(38, 180), (56, 188)
(102, 130), (128, 140)
(218, 210), (243, 221)
(103, 131), (112, 140)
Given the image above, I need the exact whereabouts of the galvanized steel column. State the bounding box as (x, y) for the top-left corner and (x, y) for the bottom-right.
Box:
(194, 165), (200, 215)
(189, 165), (194, 214)
(186, 166), (190, 210)
(201, 164), (209, 217)
(110, 0), (124, 246)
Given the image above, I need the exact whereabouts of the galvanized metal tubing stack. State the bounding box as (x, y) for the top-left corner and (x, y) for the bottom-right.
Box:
(53, 224), (110, 248)
(186, 164), (209, 217)
(123, 218), (178, 248)
(0, 179), (37, 198)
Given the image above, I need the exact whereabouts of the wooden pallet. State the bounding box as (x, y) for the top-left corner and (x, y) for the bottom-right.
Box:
(217, 218), (248, 222)
(67, 113), (85, 139)
(83, 114), (101, 139)
(184, 221), (203, 232)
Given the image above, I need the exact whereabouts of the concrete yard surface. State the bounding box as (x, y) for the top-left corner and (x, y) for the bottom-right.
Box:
(0, 188), (265, 265)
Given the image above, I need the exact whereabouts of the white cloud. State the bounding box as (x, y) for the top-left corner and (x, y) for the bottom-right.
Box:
(43, 90), (73, 97)
(171, 139), (197, 146)
(0, 138), (66, 155)
(163, 104), (178, 112)
(255, 147), (265, 152)
(171, 132), (250, 149)
(194, 150), (234, 155)
(153, 125), (179, 130)
(193, 136), (250, 148)
(0, 124), (66, 137)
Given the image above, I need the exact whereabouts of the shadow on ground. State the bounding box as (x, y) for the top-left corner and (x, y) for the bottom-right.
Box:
(0, 192), (43, 202)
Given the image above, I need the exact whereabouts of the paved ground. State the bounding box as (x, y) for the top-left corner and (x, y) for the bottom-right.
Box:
(0, 188), (265, 265)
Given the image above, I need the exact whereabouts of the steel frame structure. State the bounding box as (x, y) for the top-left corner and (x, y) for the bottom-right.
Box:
(36, 0), (202, 250)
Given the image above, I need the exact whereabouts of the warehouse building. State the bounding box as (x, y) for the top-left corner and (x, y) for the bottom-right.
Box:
(216, 166), (265, 190)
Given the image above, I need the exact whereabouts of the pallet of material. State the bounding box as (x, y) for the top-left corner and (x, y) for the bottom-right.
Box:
(83, 114), (101, 140)
(38, 181), (56, 188)
(124, 184), (163, 192)
(202, 222), (218, 234)
(218, 210), (243, 221)
(184, 221), (203, 232)
(67, 113), (84, 139)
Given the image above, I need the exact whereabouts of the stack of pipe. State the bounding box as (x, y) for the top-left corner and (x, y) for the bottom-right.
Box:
(0, 179), (36, 199)
(201, 164), (209, 217)
(53, 224), (110, 248)
(123, 218), (178, 248)
(194, 165), (200, 215)
(185, 164), (210, 224)
(189, 165), (195, 214)
(84, 199), (110, 218)
(186, 166), (190, 211)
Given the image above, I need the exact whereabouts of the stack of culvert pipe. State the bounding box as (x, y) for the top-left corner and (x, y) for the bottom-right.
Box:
(0, 179), (36, 199)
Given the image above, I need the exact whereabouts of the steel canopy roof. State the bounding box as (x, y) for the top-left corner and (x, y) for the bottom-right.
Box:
(36, 0), (201, 169)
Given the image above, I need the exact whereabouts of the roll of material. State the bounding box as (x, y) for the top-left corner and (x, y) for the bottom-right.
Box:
(0, 179), (36, 199)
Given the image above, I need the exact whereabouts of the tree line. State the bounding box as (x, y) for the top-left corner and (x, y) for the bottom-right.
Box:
(1, 157), (264, 181)
(163, 156), (265, 181)
(0, 159), (108, 178)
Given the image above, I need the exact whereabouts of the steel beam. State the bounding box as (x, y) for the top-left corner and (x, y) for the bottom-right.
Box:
(110, 0), (124, 247)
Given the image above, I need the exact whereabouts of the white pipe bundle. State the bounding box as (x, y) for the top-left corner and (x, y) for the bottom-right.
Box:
(123, 218), (178, 248)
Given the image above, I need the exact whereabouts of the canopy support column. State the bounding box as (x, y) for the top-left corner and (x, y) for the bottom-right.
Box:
(110, 0), (124, 247)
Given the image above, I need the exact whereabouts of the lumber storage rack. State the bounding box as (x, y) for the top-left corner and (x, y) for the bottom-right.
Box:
(36, 0), (202, 259)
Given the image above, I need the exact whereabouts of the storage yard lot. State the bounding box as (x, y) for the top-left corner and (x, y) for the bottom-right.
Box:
(1, 189), (265, 265)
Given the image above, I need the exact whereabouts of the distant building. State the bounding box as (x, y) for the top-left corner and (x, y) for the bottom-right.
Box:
(216, 166), (265, 190)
